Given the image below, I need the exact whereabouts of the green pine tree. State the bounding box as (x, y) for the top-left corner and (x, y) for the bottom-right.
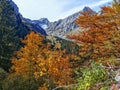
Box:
(0, 0), (21, 71)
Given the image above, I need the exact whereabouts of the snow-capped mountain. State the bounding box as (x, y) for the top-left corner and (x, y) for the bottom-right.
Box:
(32, 18), (50, 29)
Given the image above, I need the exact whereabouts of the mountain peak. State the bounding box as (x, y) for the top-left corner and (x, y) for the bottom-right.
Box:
(38, 18), (50, 25)
(82, 6), (93, 12)
(39, 18), (49, 21)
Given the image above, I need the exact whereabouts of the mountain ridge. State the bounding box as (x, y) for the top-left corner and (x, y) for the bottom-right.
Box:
(7, 0), (47, 37)
(6, 0), (94, 38)
(32, 6), (94, 38)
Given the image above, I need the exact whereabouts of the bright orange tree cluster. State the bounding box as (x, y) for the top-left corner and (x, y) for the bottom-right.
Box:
(11, 32), (73, 89)
(35, 50), (72, 85)
(11, 32), (45, 77)
(68, 5), (120, 62)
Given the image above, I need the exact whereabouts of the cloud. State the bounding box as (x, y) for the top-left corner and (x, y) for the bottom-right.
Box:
(89, 0), (112, 8)
(13, 0), (112, 22)
(61, 0), (83, 12)
(55, 0), (112, 21)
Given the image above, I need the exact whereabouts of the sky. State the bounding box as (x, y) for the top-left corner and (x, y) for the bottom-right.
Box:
(12, 0), (113, 22)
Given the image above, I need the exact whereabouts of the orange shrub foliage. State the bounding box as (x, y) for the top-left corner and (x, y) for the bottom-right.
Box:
(68, 6), (120, 61)
(11, 32), (73, 89)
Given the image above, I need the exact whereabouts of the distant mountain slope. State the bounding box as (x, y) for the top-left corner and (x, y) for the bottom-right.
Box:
(46, 7), (94, 38)
(33, 18), (50, 29)
(31, 7), (94, 38)
(9, 0), (94, 39)
(21, 17), (47, 36)
(46, 11), (80, 38)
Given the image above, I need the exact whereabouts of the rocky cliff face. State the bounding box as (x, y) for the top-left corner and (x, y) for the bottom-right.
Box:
(21, 17), (47, 36)
(31, 18), (50, 29)
(45, 7), (94, 38)
(46, 12), (80, 38)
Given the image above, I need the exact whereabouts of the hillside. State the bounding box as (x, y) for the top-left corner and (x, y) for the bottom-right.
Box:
(0, 0), (47, 71)
(0, 0), (120, 90)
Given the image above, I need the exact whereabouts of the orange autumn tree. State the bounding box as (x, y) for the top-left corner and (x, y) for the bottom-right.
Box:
(11, 32), (73, 89)
(11, 32), (45, 77)
(37, 50), (73, 90)
(68, 5), (120, 62)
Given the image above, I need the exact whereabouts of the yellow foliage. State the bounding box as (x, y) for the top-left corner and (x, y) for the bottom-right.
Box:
(38, 83), (48, 90)
(11, 31), (73, 89)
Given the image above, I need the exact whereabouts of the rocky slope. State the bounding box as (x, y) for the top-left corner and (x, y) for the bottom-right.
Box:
(21, 17), (47, 36)
(46, 7), (94, 38)
(32, 18), (50, 29)
(47, 7), (94, 37)
(31, 7), (94, 38)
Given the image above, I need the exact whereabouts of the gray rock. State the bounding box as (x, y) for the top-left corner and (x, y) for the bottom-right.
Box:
(45, 7), (94, 38)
